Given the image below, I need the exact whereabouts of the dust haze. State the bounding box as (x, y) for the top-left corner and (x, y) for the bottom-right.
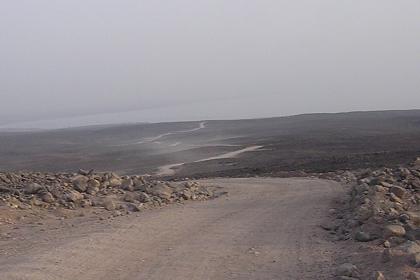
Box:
(1, 1), (420, 128)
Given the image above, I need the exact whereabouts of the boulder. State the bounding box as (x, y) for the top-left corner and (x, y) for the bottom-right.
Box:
(72, 175), (88, 192)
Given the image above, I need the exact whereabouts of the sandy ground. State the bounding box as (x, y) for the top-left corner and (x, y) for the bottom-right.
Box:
(156, 145), (263, 176)
(0, 177), (344, 280)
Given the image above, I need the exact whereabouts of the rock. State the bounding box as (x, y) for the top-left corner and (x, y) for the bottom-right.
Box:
(399, 213), (411, 223)
(24, 183), (44, 194)
(102, 199), (116, 211)
(383, 224), (406, 238)
(78, 169), (93, 176)
(336, 263), (360, 278)
(86, 185), (99, 195)
(383, 240), (391, 248)
(124, 202), (140, 212)
(40, 192), (55, 203)
(408, 272), (420, 280)
(71, 175), (88, 192)
(137, 192), (151, 203)
(411, 252), (420, 267)
(356, 206), (373, 221)
(121, 178), (134, 191)
(380, 181), (394, 188)
(8, 197), (21, 209)
(64, 190), (83, 202)
(123, 193), (137, 203)
(88, 179), (101, 189)
(396, 241), (420, 254)
(410, 179), (420, 190)
(407, 212), (420, 226)
(406, 228), (420, 241)
(108, 177), (122, 188)
(389, 193), (403, 204)
(355, 231), (374, 242)
(112, 210), (123, 217)
(181, 188), (193, 200)
(30, 197), (44, 206)
(390, 186), (406, 199)
(149, 183), (173, 200)
(372, 271), (385, 280)
(382, 248), (391, 263)
(0, 186), (11, 193)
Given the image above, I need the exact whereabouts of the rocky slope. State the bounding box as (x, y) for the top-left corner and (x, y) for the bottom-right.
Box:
(329, 158), (420, 279)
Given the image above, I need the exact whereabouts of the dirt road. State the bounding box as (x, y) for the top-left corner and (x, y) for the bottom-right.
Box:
(0, 178), (344, 280)
(156, 145), (263, 176)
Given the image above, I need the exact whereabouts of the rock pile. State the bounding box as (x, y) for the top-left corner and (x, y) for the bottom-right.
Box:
(0, 170), (218, 214)
(329, 158), (420, 279)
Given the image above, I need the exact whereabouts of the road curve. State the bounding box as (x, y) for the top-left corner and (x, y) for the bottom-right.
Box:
(1, 178), (344, 280)
(155, 145), (264, 176)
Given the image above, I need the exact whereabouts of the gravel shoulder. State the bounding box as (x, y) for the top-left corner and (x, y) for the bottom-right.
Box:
(0, 177), (344, 280)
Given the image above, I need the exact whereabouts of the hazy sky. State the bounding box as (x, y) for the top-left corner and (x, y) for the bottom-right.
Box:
(1, 1), (419, 128)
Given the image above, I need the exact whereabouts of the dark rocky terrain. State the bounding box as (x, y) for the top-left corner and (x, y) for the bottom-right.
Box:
(1, 110), (420, 178)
